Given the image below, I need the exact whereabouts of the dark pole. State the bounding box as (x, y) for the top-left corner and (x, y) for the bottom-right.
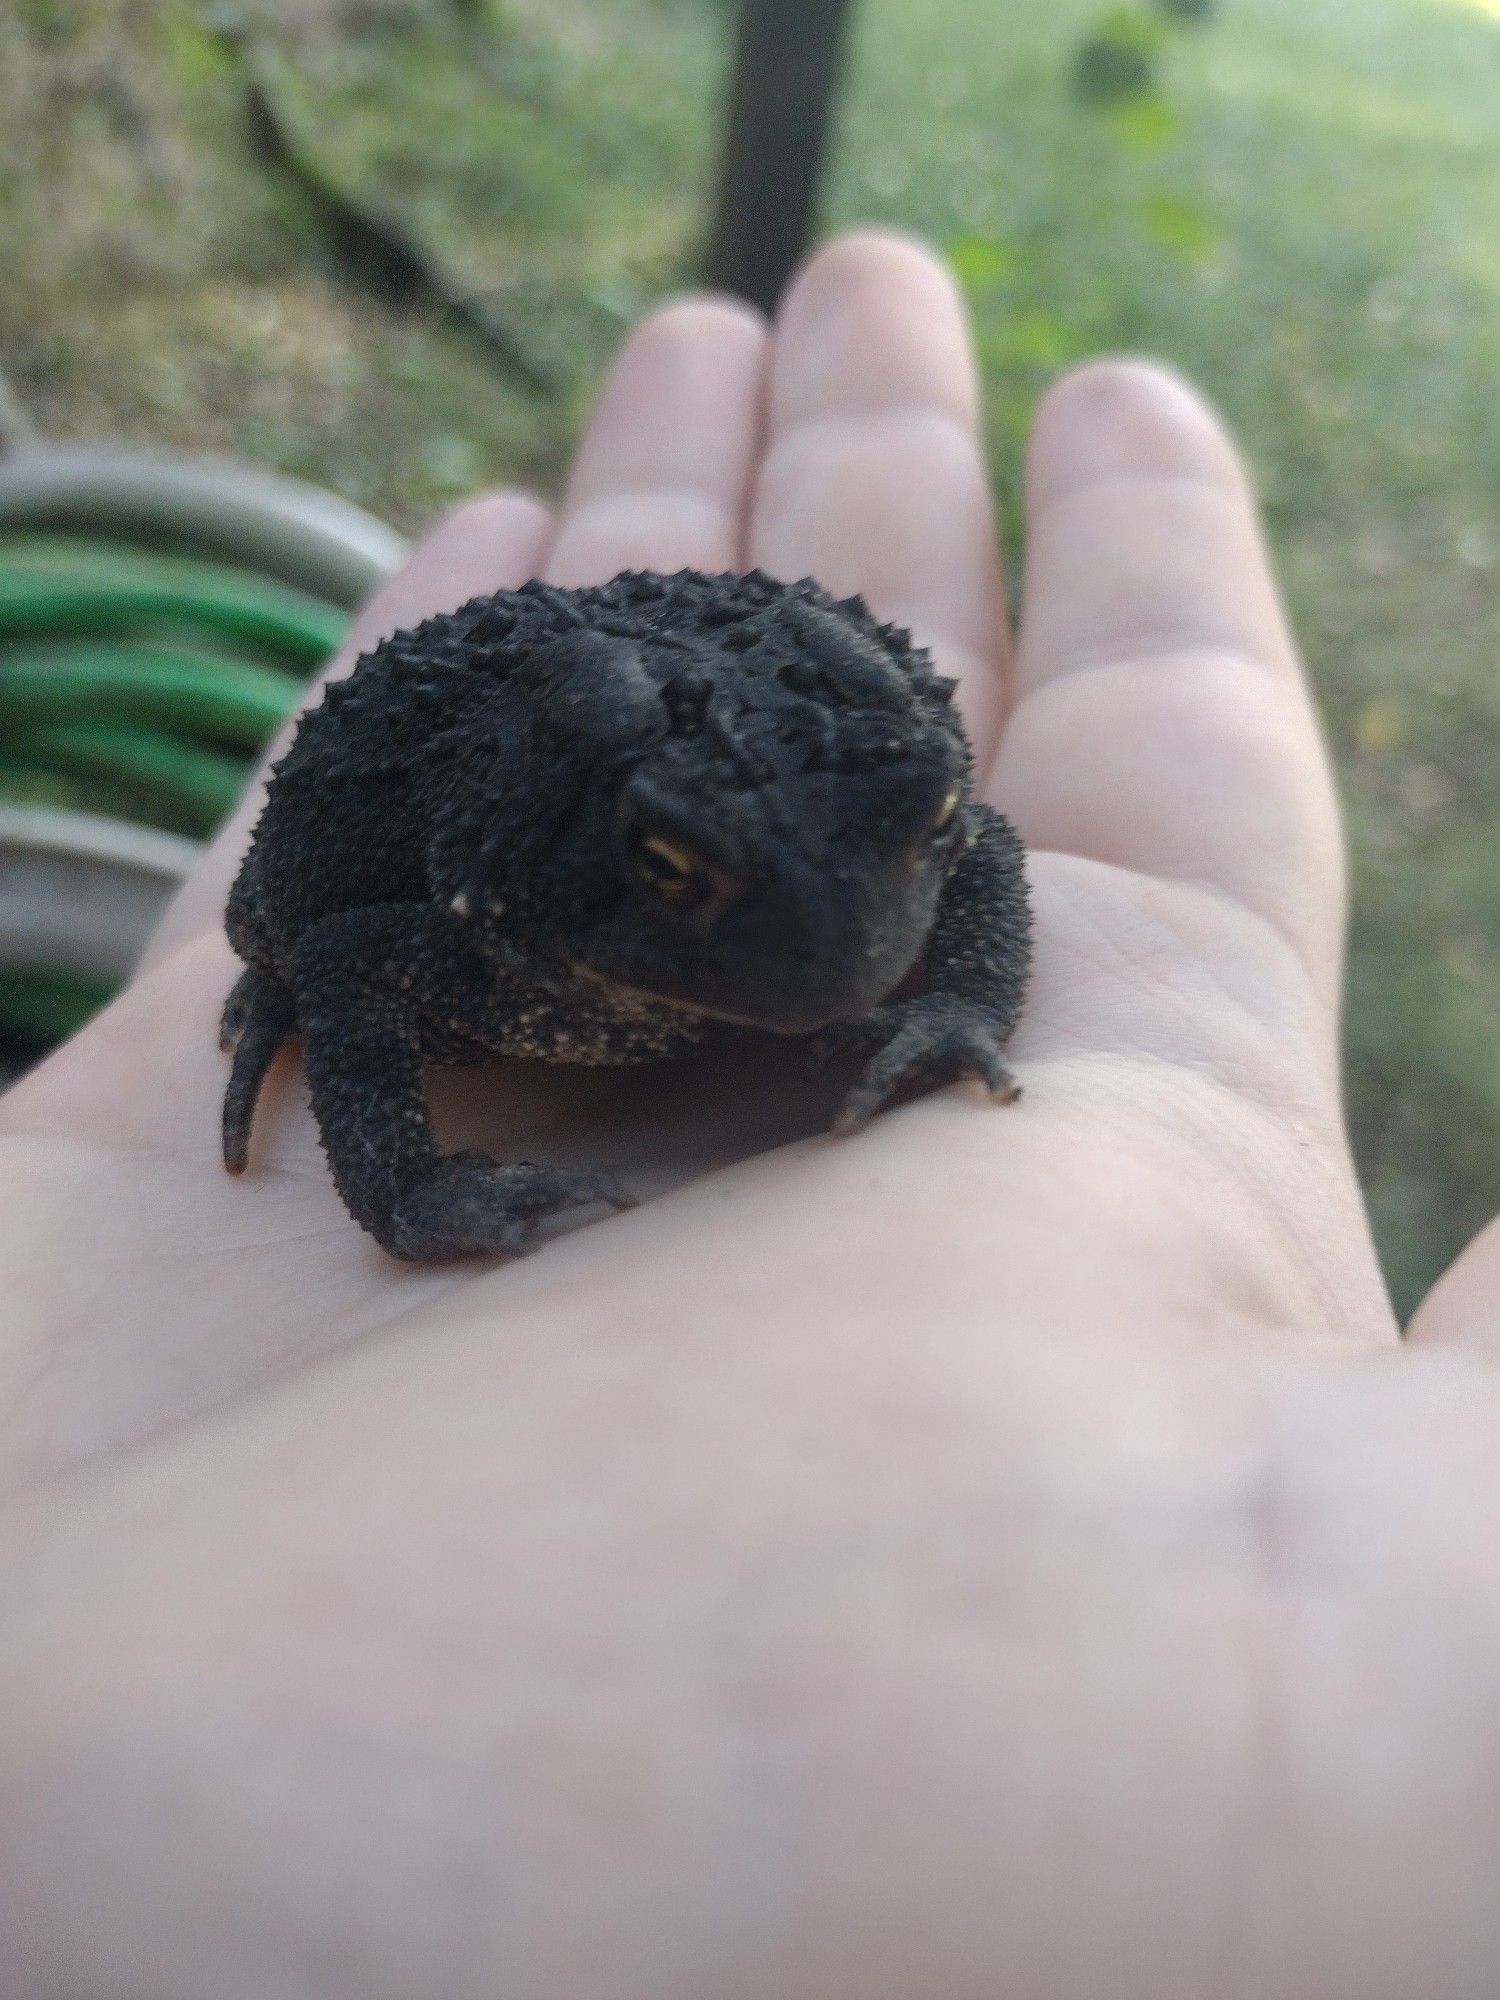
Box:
(706, 0), (856, 314)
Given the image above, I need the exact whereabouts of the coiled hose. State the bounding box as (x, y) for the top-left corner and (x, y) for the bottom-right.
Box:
(0, 449), (406, 1059)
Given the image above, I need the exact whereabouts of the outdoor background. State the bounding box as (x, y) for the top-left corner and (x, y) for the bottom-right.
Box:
(3, 0), (1497, 1317)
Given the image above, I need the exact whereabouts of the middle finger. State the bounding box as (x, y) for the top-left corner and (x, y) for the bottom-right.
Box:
(748, 231), (1011, 769)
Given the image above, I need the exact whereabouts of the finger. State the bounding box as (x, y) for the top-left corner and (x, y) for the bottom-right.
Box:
(141, 491), (554, 971)
(748, 230), (1011, 769)
(1407, 1222), (1500, 1354)
(544, 294), (768, 586)
(992, 360), (1344, 1009)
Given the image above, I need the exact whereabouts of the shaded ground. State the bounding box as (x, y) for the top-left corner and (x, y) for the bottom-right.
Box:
(4, 0), (1499, 1316)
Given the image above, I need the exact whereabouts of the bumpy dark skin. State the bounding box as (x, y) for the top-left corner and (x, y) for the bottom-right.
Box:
(221, 568), (1032, 1261)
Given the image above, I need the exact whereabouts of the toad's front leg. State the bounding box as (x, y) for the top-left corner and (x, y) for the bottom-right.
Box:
(289, 906), (627, 1261)
(827, 802), (1033, 1134)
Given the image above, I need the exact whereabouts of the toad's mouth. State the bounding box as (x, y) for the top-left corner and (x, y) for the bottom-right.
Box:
(558, 952), (918, 1036)
(559, 958), (832, 1033)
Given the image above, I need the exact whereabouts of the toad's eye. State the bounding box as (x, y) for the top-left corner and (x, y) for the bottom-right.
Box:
(932, 784), (962, 836)
(624, 824), (719, 909)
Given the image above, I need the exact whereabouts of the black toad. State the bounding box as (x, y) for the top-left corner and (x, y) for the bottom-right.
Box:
(220, 568), (1032, 1259)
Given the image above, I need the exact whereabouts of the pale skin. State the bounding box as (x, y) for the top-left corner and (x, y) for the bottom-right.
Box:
(2, 231), (1499, 1999)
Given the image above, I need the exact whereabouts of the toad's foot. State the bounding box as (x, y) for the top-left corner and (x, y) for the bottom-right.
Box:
(384, 1155), (634, 1263)
(820, 996), (1021, 1137)
(220, 968), (297, 1174)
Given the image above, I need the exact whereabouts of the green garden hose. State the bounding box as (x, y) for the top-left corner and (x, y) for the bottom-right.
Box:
(0, 529), (341, 859)
(0, 640), (304, 748)
(0, 535), (347, 665)
(7, 720), (249, 832)
(0, 968), (115, 1047)
(0, 765), (188, 837)
(0, 445), (408, 606)
(0, 474), (397, 1052)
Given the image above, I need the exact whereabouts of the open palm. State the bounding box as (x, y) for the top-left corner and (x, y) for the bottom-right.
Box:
(4, 233), (1499, 2000)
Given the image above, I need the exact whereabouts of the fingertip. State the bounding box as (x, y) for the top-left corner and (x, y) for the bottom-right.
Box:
(423, 488), (554, 565)
(771, 228), (980, 429)
(1027, 358), (1248, 517)
(571, 293), (770, 465)
(781, 227), (967, 317)
(546, 285), (769, 584)
(630, 290), (770, 355)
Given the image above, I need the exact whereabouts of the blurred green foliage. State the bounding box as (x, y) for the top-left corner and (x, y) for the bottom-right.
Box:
(1072, 7), (1168, 106)
(3, 0), (1499, 1316)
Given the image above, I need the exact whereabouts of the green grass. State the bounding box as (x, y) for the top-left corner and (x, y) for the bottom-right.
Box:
(4, 0), (1500, 1316)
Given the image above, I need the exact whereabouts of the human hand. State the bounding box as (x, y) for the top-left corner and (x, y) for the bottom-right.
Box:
(3, 231), (1498, 1999)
